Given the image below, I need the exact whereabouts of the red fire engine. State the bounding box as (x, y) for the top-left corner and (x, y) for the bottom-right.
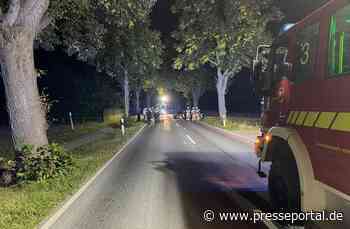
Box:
(253, 0), (350, 221)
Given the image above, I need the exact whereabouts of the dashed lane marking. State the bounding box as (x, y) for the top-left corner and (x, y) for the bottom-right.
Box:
(186, 134), (196, 145)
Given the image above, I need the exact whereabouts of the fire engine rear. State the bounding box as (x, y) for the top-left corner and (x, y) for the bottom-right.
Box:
(253, 0), (350, 225)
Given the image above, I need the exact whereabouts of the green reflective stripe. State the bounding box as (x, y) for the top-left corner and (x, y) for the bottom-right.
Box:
(331, 113), (350, 132)
(291, 111), (300, 124)
(296, 112), (308, 125)
(304, 112), (319, 127)
(287, 111), (295, 124)
(329, 16), (337, 74)
(339, 32), (345, 74)
(315, 112), (336, 129)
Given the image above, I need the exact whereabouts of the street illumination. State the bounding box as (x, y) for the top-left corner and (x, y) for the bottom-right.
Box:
(160, 95), (169, 103)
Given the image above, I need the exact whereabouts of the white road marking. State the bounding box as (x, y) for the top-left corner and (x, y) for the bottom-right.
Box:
(185, 134), (196, 145)
(199, 122), (255, 144)
(229, 132), (255, 144)
(229, 192), (281, 229)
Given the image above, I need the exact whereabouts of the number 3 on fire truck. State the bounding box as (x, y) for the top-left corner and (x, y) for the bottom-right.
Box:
(300, 42), (310, 65)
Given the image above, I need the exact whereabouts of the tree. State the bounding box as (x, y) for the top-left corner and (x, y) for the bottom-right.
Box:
(172, 0), (282, 123)
(174, 68), (214, 107)
(143, 77), (157, 108)
(129, 26), (163, 114)
(0, 0), (109, 149)
(0, 0), (53, 148)
(96, 0), (162, 117)
(0, 0), (159, 149)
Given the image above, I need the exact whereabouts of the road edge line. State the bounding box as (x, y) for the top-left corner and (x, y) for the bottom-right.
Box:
(39, 124), (147, 229)
(228, 192), (280, 229)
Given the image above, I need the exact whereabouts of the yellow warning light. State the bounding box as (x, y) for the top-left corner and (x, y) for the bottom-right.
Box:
(265, 134), (272, 143)
(255, 138), (261, 144)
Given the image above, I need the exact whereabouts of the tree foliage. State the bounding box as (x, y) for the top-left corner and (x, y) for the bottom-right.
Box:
(172, 0), (282, 75)
(171, 0), (282, 120)
(94, 0), (162, 81)
(175, 68), (214, 100)
(0, 0), (161, 147)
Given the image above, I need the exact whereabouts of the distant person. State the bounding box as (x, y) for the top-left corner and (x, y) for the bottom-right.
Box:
(143, 107), (148, 121)
(186, 106), (191, 121)
(137, 112), (141, 122)
(191, 106), (200, 121)
(154, 110), (160, 123)
(191, 107), (195, 121)
(146, 108), (153, 125)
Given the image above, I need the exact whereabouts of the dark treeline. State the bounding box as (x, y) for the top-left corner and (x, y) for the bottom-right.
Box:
(0, 49), (122, 126)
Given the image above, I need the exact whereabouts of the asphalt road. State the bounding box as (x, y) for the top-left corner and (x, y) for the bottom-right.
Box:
(47, 119), (269, 229)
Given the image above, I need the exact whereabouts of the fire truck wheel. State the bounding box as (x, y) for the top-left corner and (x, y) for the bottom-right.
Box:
(268, 144), (301, 215)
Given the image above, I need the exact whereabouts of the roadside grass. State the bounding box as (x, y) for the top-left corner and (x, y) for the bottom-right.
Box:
(48, 121), (109, 145)
(0, 122), (109, 160)
(202, 116), (260, 132)
(0, 122), (144, 229)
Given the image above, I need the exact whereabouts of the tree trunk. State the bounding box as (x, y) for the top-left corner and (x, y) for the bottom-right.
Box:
(216, 68), (229, 126)
(123, 71), (130, 117)
(0, 30), (48, 149)
(146, 92), (152, 108)
(135, 88), (141, 114)
(192, 88), (201, 107)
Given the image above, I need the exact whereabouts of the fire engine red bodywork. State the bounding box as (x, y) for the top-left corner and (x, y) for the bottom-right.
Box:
(264, 0), (350, 196)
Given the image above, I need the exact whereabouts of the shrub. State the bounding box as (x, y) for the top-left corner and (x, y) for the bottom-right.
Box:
(0, 158), (16, 186)
(103, 108), (123, 125)
(16, 144), (74, 182)
(0, 144), (73, 187)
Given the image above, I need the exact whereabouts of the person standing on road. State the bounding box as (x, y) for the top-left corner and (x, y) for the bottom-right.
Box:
(143, 107), (148, 122)
(146, 108), (152, 125)
(186, 106), (191, 121)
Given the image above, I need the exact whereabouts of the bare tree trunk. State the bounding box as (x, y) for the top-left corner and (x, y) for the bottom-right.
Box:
(135, 88), (141, 114)
(146, 91), (152, 108)
(192, 87), (201, 107)
(0, 30), (48, 149)
(123, 71), (130, 117)
(216, 68), (229, 126)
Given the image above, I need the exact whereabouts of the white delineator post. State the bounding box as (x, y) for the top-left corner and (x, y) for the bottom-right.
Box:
(121, 118), (125, 136)
(69, 112), (75, 130)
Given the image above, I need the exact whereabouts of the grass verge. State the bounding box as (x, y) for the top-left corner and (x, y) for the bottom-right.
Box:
(48, 122), (109, 145)
(0, 122), (109, 160)
(201, 116), (260, 132)
(0, 122), (144, 229)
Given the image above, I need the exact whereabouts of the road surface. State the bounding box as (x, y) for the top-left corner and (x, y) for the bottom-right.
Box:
(46, 119), (269, 229)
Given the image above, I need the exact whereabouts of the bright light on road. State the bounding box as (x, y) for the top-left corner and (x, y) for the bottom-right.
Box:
(160, 95), (169, 103)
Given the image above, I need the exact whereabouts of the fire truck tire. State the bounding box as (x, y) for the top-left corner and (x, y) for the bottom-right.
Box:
(268, 143), (301, 214)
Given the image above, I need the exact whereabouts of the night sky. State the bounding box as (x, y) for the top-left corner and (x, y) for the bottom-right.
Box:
(0, 1), (328, 126)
